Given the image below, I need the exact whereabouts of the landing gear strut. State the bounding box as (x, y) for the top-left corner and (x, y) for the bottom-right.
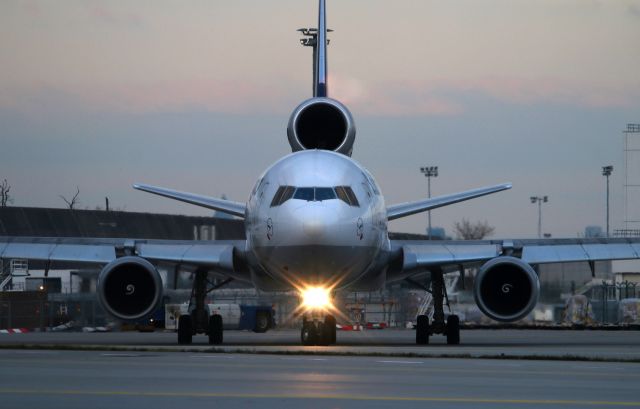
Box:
(415, 268), (460, 345)
(301, 314), (337, 346)
(177, 270), (233, 345)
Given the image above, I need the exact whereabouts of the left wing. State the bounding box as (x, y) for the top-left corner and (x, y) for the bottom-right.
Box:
(389, 237), (640, 323)
(386, 183), (511, 221)
(390, 237), (640, 280)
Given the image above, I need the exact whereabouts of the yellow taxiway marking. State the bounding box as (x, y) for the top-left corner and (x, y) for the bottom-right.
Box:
(0, 389), (639, 406)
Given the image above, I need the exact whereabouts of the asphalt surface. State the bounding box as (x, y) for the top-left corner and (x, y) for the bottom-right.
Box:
(1, 329), (639, 360)
(0, 349), (638, 409)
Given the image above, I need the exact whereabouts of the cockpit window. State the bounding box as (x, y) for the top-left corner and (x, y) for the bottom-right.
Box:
(335, 186), (359, 207)
(315, 187), (336, 201)
(280, 186), (295, 203)
(270, 186), (286, 207)
(270, 186), (295, 207)
(293, 187), (314, 201)
(270, 186), (359, 207)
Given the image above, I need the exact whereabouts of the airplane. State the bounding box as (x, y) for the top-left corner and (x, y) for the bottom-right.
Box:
(2, 0), (640, 346)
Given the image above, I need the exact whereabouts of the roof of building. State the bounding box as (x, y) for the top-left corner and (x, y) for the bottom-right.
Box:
(0, 206), (244, 240)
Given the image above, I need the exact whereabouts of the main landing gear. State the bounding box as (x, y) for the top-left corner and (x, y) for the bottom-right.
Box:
(301, 314), (337, 346)
(177, 270), (232, 345)
(414, 268), (460, 345)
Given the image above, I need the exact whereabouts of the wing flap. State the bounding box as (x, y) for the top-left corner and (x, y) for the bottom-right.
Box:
(137, 243), (234, 270)
(0, 240), (115, 263)
(522, 242), (640, 264)
(402, 243), (501, 271)
(0, 237), (247, 280)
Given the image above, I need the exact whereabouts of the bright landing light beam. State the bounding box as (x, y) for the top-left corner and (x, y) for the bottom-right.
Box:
(301, 286), (332, 310)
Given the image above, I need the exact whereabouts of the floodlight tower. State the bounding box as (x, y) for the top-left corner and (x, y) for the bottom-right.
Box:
(420, 166), (439, 239)
(530, 195), (549, 239)
(602, 165), (613, 237)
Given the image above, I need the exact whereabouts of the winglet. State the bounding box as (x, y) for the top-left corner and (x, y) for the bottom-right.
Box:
(386, 183), (512, 221)
(133, 184), (246, 219)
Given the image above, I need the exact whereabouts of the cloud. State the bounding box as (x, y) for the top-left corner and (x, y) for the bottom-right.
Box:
(628, 3), (640, 18)
(87, 5), (143, 28)
(453, 77), (639, 109)
(0, 79), (298, 116)
(2, 75), (637, 118)
(330, 75), (464, 116)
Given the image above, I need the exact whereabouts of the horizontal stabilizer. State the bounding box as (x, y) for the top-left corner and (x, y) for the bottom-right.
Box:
(134, 184), (246, 219)
(386, 183), (512, 221)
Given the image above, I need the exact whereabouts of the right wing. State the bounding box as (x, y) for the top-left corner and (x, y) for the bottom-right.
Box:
(0, 236), (250, 281)
(134, 184), (246, 219)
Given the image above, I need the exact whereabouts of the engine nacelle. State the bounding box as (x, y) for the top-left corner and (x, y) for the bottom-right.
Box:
(97, 256), (163, 321)
(287, 97), (356, 156)
(473, 256), (539, 322)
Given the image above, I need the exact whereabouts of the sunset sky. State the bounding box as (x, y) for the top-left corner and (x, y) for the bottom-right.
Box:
(1, 0), (639, 238)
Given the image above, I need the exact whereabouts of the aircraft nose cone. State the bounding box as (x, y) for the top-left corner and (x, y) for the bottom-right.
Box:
(302, 218), (324, 237)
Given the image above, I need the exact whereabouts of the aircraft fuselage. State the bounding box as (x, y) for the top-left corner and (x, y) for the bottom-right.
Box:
(245, 150), (390, 291)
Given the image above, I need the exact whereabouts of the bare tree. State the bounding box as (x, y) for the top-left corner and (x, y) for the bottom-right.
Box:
(453, 218), (495, 240)
(0, 179), (12, 207)
(60, 186), (80, 210)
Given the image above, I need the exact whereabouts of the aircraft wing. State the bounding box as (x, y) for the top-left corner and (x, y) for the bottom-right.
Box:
(389, 237), (640, 281)
(0, 236), (250, 281)
(386, 183), (512, 221)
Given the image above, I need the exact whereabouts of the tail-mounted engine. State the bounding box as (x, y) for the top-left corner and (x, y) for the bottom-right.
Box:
(97, 256), (163, 321)
(473, 256), (540, 322)
(287, 97), (356, 156)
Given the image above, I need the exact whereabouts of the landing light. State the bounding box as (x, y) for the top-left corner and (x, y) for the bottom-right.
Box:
(301, 286), (331, 310)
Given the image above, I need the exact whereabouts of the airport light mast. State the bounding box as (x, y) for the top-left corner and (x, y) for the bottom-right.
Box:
(530, 195), (548, 239)
(420, 166), (438, 239)
(602, 165), (613, 237)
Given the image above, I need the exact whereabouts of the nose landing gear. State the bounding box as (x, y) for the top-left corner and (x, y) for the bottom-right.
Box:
(301, 314), (337, 346)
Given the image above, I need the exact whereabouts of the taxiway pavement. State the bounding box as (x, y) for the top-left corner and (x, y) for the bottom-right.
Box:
(0, 349), (638, 409)
(1, 329), (639, 361)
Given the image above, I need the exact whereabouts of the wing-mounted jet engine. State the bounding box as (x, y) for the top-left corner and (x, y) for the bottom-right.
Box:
(287, 2), (356, 157)
(97, 256), (163, 321)
(473, 257), (540, 322)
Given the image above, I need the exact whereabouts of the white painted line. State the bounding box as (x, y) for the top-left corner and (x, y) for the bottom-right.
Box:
(376, 360), (424, 364)
(280, 357), (329, 361)
(100, 353), (143, 357)
(191, 355), (235, 359)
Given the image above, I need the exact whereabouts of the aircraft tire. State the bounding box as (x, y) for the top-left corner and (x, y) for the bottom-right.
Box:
(301, 322), (318, 346)
(253, 311), (270, 333)
(446, 315), (460, 345)
(178, 315), (193, 345)
(416, 315), (429, 345)
(317, 322), (330, 346)
(324, 315), (337, 344)
(208, 314), (224, 345)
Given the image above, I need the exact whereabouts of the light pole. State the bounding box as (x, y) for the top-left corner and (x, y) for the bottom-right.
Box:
(420, 166), (438, 239)
(530, 195), (548, 239)
(602, 165), (613, 237)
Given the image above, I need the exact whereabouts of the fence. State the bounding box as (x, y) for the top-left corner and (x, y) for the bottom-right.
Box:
(587, 281), (639, 324)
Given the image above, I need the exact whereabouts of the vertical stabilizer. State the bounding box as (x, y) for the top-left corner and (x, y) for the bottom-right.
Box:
(315, 0), (327, 97)
(299, 1), (329, 97)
